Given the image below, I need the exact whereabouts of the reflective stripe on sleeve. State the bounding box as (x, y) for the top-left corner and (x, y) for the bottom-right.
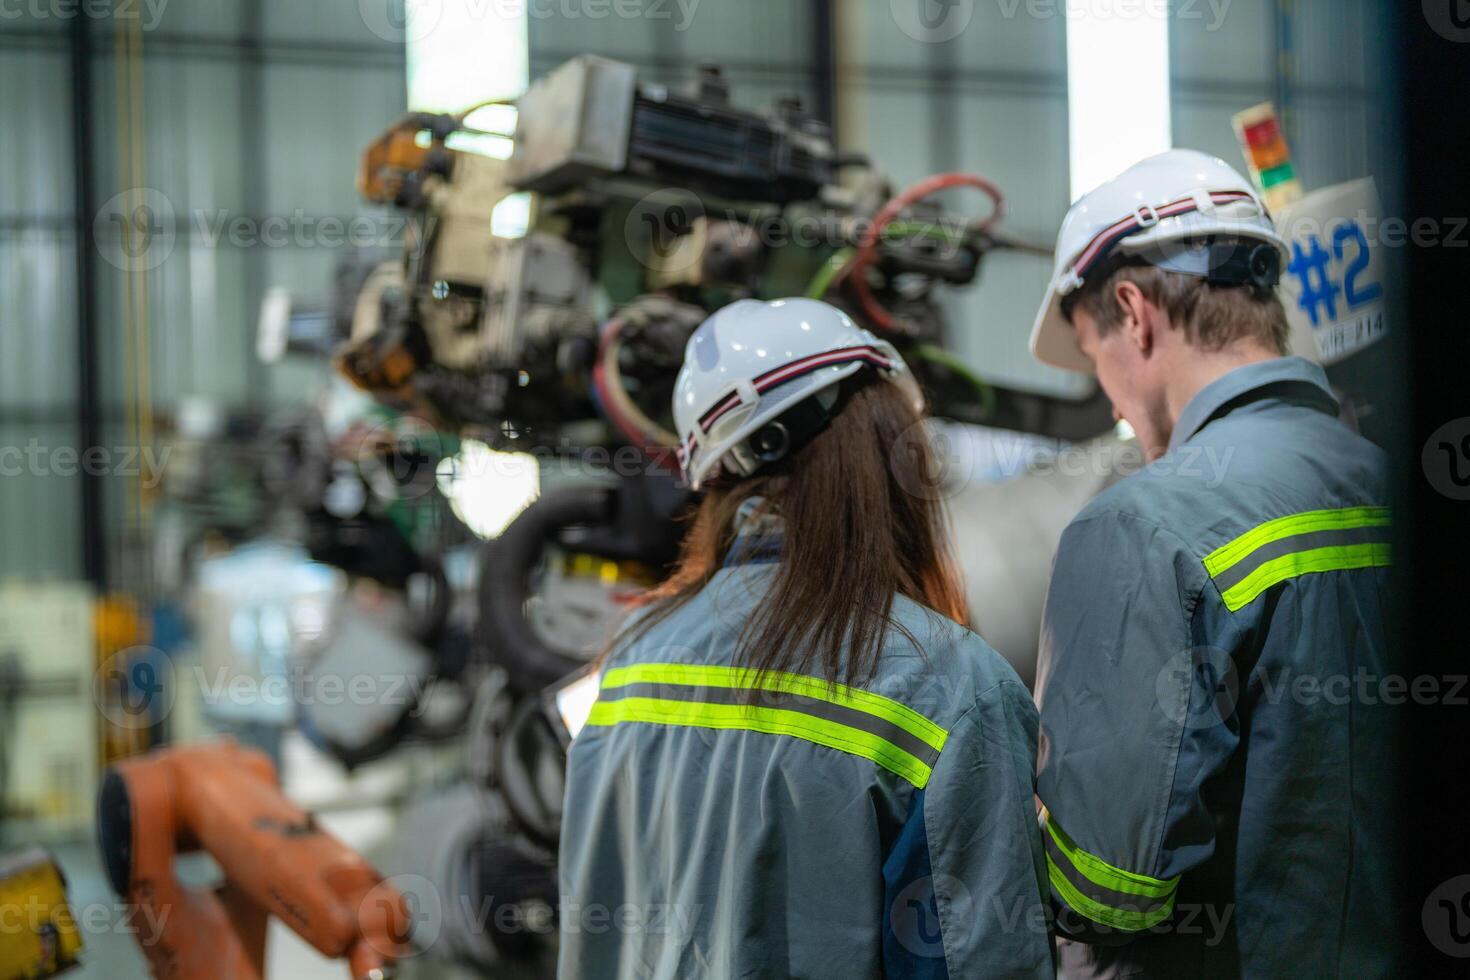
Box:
(1202, 506), (1391, 612)
(586, 663), (948, 788)
(1042, 811), (1179, 932)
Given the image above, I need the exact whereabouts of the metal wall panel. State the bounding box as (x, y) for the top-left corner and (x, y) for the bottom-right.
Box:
(0, 422), (82, 581)
(848, 5), (1080, 396)
(946, 89), (1076, 394)
(261, 63), (407, 218)
(262, 0), (420, 46)
(949, 0), (1070, 76)
(89, 234), (255, 410)
(527, 0), (666, 64)
(1293, 97), (1373, 191)
(1172, 95), (1267, 167)
(0, 232), (78, 412)
(1171, 0), (1379, 192)
(88, 52), (251, 214)
(0, 46), (74, 220)
(1291, 0), (1382, 193)
(144, 0), (243, 39)
(1171, 0), (1275, 87)
(1294, 0), (1372, 90)
(0, 1), (405, 582)
(1171, 0), (1274, 170)
(75, 13), (406, 414)
(0, 31), (80, 579)
(845, 84), (937, 187)
(853, 1), (964, 72)
(672, 0), (811, 65)
(0, 44), (76, 413)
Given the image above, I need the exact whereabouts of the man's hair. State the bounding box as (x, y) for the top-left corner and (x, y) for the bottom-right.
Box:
(1064, 251), (1291, 355)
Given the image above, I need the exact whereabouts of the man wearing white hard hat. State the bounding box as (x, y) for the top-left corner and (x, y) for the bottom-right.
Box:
(1028, 150), (1395, 976)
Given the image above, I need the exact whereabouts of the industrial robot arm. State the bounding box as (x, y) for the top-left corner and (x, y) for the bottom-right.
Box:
(97, 742), (409, 980)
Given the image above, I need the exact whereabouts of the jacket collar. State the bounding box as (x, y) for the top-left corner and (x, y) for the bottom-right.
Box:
(1168, 356), (1338, 453)
(723, 496), (785, 567)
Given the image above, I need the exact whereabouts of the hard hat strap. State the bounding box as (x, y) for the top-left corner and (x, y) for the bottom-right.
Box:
(1066, 190), (1260, 292)
(695, 345), (897, 435)
(728, 375), (861, 477)
(1152, 240), (1284, 292)
(680, 345), (898, 480)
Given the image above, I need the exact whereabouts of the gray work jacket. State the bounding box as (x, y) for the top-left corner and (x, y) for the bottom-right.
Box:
(1035, 357), (1396, 977)
(559, 535), (1055, 979)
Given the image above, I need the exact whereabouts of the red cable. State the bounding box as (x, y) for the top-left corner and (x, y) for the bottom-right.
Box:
(847, 172), (1007, 333)
(592, 318), (680, 474)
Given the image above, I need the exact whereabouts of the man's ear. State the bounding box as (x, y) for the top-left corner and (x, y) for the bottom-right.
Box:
(1113, 280), (1155, 357)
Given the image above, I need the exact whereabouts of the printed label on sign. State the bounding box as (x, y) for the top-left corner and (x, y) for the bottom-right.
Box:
(1274, 178), (1388, 365)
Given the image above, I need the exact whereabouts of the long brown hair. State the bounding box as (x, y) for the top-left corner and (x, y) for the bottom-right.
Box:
(608, 378), (969, 689)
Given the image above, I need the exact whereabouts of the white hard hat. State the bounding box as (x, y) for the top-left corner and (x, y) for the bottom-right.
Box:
(1030, 148), (1289, 373)
(672, 298), (923, 490)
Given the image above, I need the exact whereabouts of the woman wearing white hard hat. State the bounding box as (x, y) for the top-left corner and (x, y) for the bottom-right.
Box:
(558, 297), (1054, 979)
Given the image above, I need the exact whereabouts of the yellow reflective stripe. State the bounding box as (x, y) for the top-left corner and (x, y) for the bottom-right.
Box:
(1046, 857), (1176, 933)
(1203, 506), (1389, 577)
(599, 662), (947, 754)
(1218, 542), (1391, 612)
(585, 696), (935, 788)
(1045, 814), (1178, 900)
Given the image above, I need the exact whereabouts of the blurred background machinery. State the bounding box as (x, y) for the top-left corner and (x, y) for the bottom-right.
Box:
(0, 2), (1401, 978)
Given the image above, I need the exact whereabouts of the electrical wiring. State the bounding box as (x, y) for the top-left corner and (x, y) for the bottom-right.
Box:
(597, 176), (1016, 457)
(881, 221), (966, 244)
(983, 229), (1056, 259)
(591, 318), (682, 471)
(805, 247), (856, 299)
(846, 172), (1007, 333)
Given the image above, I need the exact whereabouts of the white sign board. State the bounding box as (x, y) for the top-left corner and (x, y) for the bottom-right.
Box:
(1274, 178), (1389, 365)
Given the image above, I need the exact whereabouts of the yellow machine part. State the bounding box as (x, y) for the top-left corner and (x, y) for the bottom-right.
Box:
(557, 552), (660, 589)
(0, 848), (82, 979)
(94, 593), (153, 766)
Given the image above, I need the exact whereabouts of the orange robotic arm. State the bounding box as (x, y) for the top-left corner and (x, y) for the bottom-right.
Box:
(97, 742), (409, 980)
